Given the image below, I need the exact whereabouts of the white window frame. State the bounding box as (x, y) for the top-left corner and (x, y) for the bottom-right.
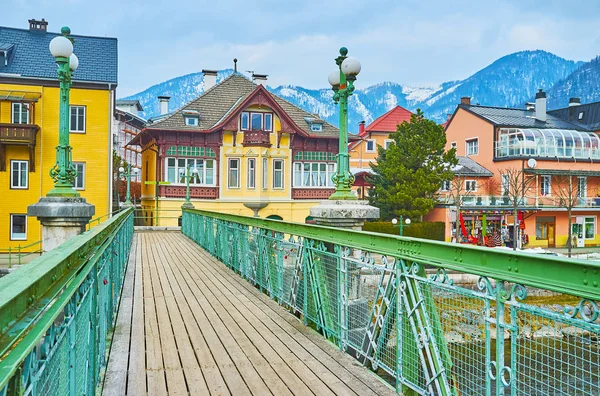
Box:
(247, 158), (256, 189)
(12, 103), (29, 124)
(578, 177), (587, 198)
(10, 214), (27, 241)
(293, 162), (336, 188)
(440, 180), (451, 192)
(262, 158), (268, 189)
(10, 160), (28, 189)
(228, 158), (240, 189)
(384, 139), (394, 150)
(465, 180), (477, 192)
(264, 113), (273, 132)
(241, 112), (249, 130)
(74, 162), (85, 190)
(69, 105), (86, 133)
(185, 117), (198, 126)
(273, 159), (284, 189)
(365, 139), (376, 153)
(541, 175), (551, 196)
(501, 174), (510, 195)
(310, 123), (323, 132)
(584, 216), (596, 240)
(466, 138), (479, 156)
(164, 157), (216, 186)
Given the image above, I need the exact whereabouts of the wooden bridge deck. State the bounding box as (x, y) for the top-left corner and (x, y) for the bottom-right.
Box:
(103, 231), (395, 396)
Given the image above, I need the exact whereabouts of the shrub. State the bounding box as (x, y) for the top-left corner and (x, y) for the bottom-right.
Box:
(362, 221), (445, 241)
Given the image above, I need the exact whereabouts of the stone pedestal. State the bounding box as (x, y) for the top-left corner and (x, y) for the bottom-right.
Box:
(28, 197), (95, 252)
(310, 200), (379, 230)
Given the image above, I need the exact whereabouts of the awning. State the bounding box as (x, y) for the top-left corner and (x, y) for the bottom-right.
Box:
(0, 90), (42, 102)
(350, 167), (374, 176)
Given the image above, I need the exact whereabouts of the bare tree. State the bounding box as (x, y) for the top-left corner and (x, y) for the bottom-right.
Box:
(446, 174), (476, 243)
(553, 175), (579, 257)
(499, 167), (536, 250)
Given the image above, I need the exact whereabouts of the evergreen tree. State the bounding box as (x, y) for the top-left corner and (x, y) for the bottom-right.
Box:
(368, 109), (457, 220)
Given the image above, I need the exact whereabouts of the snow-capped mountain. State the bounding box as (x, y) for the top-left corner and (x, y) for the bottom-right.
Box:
(546, 56), (600, 109)
(123, 50), (592, 128)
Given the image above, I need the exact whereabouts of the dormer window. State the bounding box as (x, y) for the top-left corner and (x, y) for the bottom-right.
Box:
(182, 110), (200, 126)
(310, 123), (322, 132)
(185, 117), (198, 126)
(304, 116), (323, 133)
(579, 112), (584, 120)
(240, 111), (273, 131)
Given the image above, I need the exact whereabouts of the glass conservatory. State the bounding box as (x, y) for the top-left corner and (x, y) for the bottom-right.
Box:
(495, 128), (600, 160)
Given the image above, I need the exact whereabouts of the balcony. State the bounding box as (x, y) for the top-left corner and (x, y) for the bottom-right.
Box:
(292, 188), (335, 200)
(439, 194), (600, 209)
(159, 185), (218, 199)
(243, 130), (271, 147)
(0, 123), (39, 171)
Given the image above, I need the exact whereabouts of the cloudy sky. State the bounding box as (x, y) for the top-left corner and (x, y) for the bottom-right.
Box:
(4, 0), (600, 96)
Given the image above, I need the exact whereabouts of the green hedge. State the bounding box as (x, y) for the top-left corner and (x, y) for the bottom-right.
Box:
(362, 221), (445, 241)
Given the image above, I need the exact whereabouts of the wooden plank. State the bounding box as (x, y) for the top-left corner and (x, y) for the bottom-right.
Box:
(176, 234), (396, 396)
(150, 232), (211, 395)
(160, 233), (299, 396)
(103, 234), (137, 396)
(127, 233), (147, 396)
(146, 233), (188, 395)
(142, 233), (168, 396)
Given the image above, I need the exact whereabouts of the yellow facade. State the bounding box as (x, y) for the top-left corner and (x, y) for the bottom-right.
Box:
(0, 83), (113, 248)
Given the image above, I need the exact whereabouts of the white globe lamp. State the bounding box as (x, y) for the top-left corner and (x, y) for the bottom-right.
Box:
(49, 36), (73, 58)
(341, 57), (361, 76)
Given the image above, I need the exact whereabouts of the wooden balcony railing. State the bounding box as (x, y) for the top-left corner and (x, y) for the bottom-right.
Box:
(243, 130), (271, 147)
(292, 188), (335, 200)
(159, 185), (219, 199)
(0, 123), (39, 172)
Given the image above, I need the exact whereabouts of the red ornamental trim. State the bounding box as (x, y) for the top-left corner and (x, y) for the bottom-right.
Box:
(159, 185), (219, 199)
(292, 188), (335, 200)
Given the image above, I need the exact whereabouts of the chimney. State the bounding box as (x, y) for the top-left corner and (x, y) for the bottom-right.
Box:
(569, 97), (581, 107)
(202, 69), (218, 91)
(460, 96), (471, 106)
(252, 73), (268, 86)
(535, 89), (546, 122)
(28, 18), (48, 32)
(525, 102), (535, 111)
(359, 120), (365, 135)
(158, 96), (170, 115)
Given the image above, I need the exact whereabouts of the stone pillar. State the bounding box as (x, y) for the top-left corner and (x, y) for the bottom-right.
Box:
(28, 197), (95, 252)
(310, 200), (379, 230)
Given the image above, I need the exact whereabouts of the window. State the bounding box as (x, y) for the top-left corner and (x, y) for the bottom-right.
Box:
(247, 158), (256, 189)
(264, 114), (273, 132)
(185, 117), (198, 126)
(384, 139), (394, 150)
(579, 112), (584, 120)
(310, 123), (322, 132)
(241, 112), (249, 130)
(501, 174), (510, 195)
(293, 162), (336, 187)
(70, 106), (86, 133)
(465, 180), (477, 192)
(74, 162), (85, 190)
(12, 103), (29, 124)
(228, 158), (240, 188)
(10, 160), (28, 189)
(535, 216), (555, 240)
(451, 142), (457, 149)
(466, 138), (478, 155)
(165, 157), (216, 186)
(262, 158), (268, 189)
(365, 139), (375, 153)
(585, 217), (595, 239)
(251, 113), (263, 131)
(578, 177), (587, 198)
(441, 180), (451, 191)
(541, 175), (551, 196)
(273, 159), (284, 189)
(10, 214), (27, 240)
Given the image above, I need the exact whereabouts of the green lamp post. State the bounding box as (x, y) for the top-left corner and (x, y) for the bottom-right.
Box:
(119, 163), (138, 206)
(180, 165), (198, 209)
(47, 27), (80, 197)
(328, 47), (361, 200)
(392, 216), (411, 236)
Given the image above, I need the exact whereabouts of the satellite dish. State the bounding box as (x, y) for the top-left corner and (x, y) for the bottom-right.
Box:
(527, 158), (537, 169)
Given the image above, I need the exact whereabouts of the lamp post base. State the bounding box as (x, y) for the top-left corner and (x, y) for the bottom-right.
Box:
(328, 189), (358, 201)
(46, 185), (81, 198)
(28, 197), (95, 252)
(181, 201), (195, 209)
(310, 199), (379, 230)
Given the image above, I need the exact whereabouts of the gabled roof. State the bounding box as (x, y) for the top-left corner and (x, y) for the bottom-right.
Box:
(0, 25), (117, 85)
(458, 104), (585, 130)
(452, 156), (493, 177)
(548, 101), (600, 131)
(146, 74), (339, 138)
(364, 105), (413, 136)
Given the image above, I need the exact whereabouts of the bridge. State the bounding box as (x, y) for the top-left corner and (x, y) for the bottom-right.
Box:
(0, 208), (599, 395)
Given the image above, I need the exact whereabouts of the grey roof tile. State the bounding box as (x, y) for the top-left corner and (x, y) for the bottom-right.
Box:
(548, 101), (600, 131)
(462, 104), (586, 130)
(453, 156), (493, 177)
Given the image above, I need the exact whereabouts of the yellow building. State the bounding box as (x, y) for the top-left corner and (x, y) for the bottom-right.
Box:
(130, 73), (341, 225)
(0, 19), (117, 248)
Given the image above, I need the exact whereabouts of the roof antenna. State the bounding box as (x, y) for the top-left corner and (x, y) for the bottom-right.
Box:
(233, 58), (238, 73)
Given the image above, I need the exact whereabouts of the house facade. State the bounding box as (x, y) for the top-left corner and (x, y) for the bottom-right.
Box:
(426, 93), (600, 248)
(114, 100), (145, 179)
(130, 74), (340, 225)
(349, 106), (413, 198)
(0, 19), (117, 248)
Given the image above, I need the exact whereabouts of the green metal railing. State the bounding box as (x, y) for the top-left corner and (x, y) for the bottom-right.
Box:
(0, 241), (43, 268)
(183, 208), (600, 395)
(0, 208), (134, 395)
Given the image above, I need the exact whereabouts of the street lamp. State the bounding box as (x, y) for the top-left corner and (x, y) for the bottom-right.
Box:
(47, 27), (80, 197)
(392, 216), (411, 236)
(328, 47), (361, 200)
(179, 166), (198, 209)
(119, 163), (138, 206)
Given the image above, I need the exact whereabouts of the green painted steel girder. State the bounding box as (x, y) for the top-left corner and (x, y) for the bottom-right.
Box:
(183, 208), (600, 301)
